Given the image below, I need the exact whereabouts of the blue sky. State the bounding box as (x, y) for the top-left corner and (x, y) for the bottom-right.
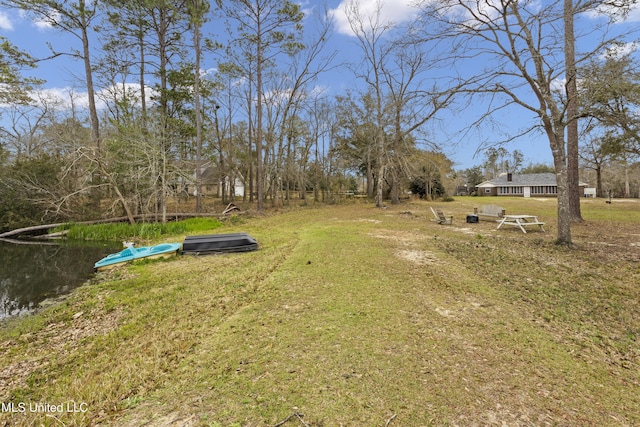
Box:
(1, 0), (640, 171)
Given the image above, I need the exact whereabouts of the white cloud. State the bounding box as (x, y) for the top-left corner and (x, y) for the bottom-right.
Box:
(328, 0), (418, 36)
(584, 2), (640, 22)
(31, 83), (160, 113)
(26, 8), (61, 30)
(624, 4), (640, 22)
(0, 12), (14, 31)
(5, 8), (58, 31)
(600, 41), (639, 60)
(442, 0), (524, 28)
(36, 87), (102, 110)
(33, 17), (55, 30)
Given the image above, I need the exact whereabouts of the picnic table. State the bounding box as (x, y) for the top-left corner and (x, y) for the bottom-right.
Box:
(496, 215), (545, 233)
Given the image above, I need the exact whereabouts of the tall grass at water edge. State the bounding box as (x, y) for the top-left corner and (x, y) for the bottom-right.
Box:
(55, 217), (224, 241)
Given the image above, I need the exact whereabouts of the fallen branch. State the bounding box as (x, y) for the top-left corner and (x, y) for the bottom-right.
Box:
(385, 414), (397, 427)
(222, 202), (241, 215)
(0, 212), (235, 239)
(273, 412), (309, 427)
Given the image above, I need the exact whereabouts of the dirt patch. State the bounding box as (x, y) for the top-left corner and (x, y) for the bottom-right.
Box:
(370, 230), (440, 266)
(44, 306), (122, 349)
(369, 229), (428, 244)
(452, 226), (483, 235)
(435, 307), (454, 317)
(397, 249), (441, 266)
(117, 412), (197, 427)
(0, 304), (123, 401)
(573, 222), (640, 262)
(369, 230), (441, 265)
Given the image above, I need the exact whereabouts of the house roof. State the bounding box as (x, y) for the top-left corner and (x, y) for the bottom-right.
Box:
(476, 173), (587, 188)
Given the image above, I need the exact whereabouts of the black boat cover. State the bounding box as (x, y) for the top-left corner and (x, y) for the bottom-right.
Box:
(182, 233), (258, 255)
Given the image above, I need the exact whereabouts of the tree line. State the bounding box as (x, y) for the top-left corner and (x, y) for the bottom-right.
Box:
(1, 0), (639, 244)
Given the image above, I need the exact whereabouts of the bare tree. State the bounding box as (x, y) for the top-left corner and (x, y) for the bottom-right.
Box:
(345, 0), (456, 206)
(417, 0), (639, 243)
(580, 51), (640, 157)
(333, 89), (379, 197)
(303, 94), (335, 202)
(188, 0), (210, 213)
(0, 93), (62, 160)
(345, 0), (391, 207)
(415, 1), (575, 243)
(3, 0), (102, 151)
(384, 42), (458, 203)
(260, 7), (337, 207)
(563, 0), (630, 219)
(222, 0), (305, 211)
(580, 135), (613, 197)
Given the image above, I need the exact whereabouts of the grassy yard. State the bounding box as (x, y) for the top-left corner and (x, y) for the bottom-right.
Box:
(1, 197), (639, 426)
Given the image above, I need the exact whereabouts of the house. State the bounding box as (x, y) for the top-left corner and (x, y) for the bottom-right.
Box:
(187, 164), (245, 197)
(476, 172), (587, 197)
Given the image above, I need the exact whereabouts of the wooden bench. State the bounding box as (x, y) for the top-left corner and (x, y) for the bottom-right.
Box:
(474, 204), (506, 220)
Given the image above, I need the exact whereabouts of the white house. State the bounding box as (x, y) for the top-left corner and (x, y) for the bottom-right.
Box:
(476, 173), (587, 197)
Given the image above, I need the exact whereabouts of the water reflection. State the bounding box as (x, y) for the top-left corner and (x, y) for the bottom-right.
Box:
(0, 239), (120, 319)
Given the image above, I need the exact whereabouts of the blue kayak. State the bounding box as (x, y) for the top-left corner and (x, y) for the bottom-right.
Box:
(94, 242), (181, 271)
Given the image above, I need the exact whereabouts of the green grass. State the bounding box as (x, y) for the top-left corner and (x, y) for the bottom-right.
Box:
(56, 217), (223, 241)
(1, 199), (639, 426)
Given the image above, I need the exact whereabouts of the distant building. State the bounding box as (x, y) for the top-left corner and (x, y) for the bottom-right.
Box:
(188, 164), (245, 197)
(476, 173), (587, 197)
(455, 185), (471, 196)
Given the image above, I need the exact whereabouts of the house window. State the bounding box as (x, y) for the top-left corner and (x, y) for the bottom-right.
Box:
(485, 188), (491, 194)
(505, 186), (522, 194)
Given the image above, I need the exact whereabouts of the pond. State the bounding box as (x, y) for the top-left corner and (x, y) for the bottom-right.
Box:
(0, 239), (120, 320)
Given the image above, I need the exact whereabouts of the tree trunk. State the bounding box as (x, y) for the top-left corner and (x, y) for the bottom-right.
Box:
(391, 168), (400, 204)
(366, 153), (373, 198)
(624, 162), (630, 197)
(564, 0), (583, 222)
(375, 163), (385, 207)
(555, 164), (572, 245)
(596, 164), (603, 198)
(256, 22), (264, 211)
(193, 21), (203, 213)
(247, 90), (253, 203)
(80, 0), (100, 152)
(549, 128), (572, 245)
(138, 20), (147, 125)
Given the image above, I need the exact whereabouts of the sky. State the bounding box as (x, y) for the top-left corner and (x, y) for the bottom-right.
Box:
(1, 0), (640, 171)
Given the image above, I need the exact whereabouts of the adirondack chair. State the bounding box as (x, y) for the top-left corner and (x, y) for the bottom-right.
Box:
(430, 207), (453, 225)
